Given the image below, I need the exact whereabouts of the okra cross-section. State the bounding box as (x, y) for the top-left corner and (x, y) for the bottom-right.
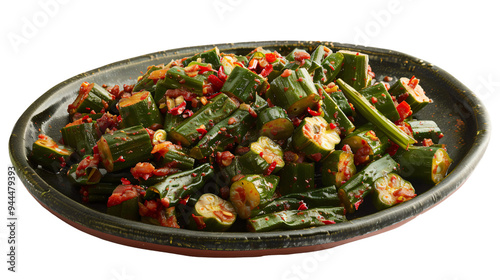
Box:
(229, 174), (279, 219)
(257, 107), (294, 140)
(31, 135), (73, 172)
(389, 76), (431, 114)
(393, 146), (452, 185)
(189, 193), (237, 231)
(292, 116), (341, 161)
(239, 136), (285, 175)
(372, 173), (416, 210)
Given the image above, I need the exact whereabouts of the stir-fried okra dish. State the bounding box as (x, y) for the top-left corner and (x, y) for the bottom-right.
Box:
(31, 45), (452, 232)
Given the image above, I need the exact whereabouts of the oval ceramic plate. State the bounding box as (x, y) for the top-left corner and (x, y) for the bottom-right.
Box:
(9, 41), (490, 257)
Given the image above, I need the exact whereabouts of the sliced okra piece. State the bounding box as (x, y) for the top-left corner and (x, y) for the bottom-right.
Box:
(281, 185), (342, 208)
(321, 52), (344, 85)
(80, 183), (116, 203)
(267, 68), (321, 117)
(337, 78), (416, 149)
(319, 84), (355, 136)
(292, 116), (341, 161)
(337, 50), (370, 91)
(96, 125), (153, 172)
(284, 48), (313, 72)
(229, 174), (279, 219)
(327, 85), (354, 117)
(155, 65), (213, 102)
(338, 154), (399, 213)
(182, 47), (221, 69)
(321, 149), (356, 188)
(372, 173), (416, 210)
(157, 148), (195, 170)
(247, 207), (347, 232)
(277, 162), (315, 196)
(257, 106), (294, 140)
(340, 123), (390, 165)
(250, 198), (304, 218)
(144, 163), (214, 208)
(118, 91), (163, 129)
(189, 193), (237, 231)
(393, 145), (452, 185)
(239, 136), (285, 175)
(61, 119), (101, 156)
(389, 76), (431, 113)
(221, 65), (268, 103)
(190, 95), (268, 160)
(359, 83), (400, 122)
(168, 93), (239, 146)
(67, 82), (114, 116)
(106, 184), (142, 221)
(67, 157), (102, 185)
(31, 134), (73, 172)
(132, 64), (164, 93)
(310, 45), (333, 67)
(406, 119), (443, 143)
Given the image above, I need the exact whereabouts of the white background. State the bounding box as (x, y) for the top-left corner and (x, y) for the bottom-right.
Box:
(1, 1), (499, 279)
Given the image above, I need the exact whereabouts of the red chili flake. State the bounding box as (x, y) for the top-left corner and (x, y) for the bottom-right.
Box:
(371, 97), (378, 104)
(438, 133), (444, 139)
(259, 152), (264, 157)
(205, 92), (222, 100)
(121, 178), (131, 185)
(260, 64), (273, 77)
(396, 101), (413, 122)
(321, 220), (336, 225)
(307, 107), (321, 116)
(217, 66), (227, 81)
(182, 109), (193, 118)
(228, 117), (237, 125)
(297, 77), (304, 82)
(168, 101), (187, 116)
(341, 146), (351, 155)
(329, 123), (337, 130)
(191, 173), (197, 177)
(248, 107), (258, 118)
(281, 69), (293, 78)
(354, 199), (363, 210)
(310, 153), (322, 162)
(191, 214), (206, 230)
(264, 161), (277, 176)
(422, 138), (434, 147)
(207, 74), (224, 92)
(298, 202), (308, 211)
(114, 156), (125, 162)
(265, 53), (277, 63)
(196, 128), (208, 136)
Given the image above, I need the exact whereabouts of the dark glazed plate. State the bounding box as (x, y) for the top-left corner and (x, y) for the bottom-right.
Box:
(9, 41), (490, 257)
